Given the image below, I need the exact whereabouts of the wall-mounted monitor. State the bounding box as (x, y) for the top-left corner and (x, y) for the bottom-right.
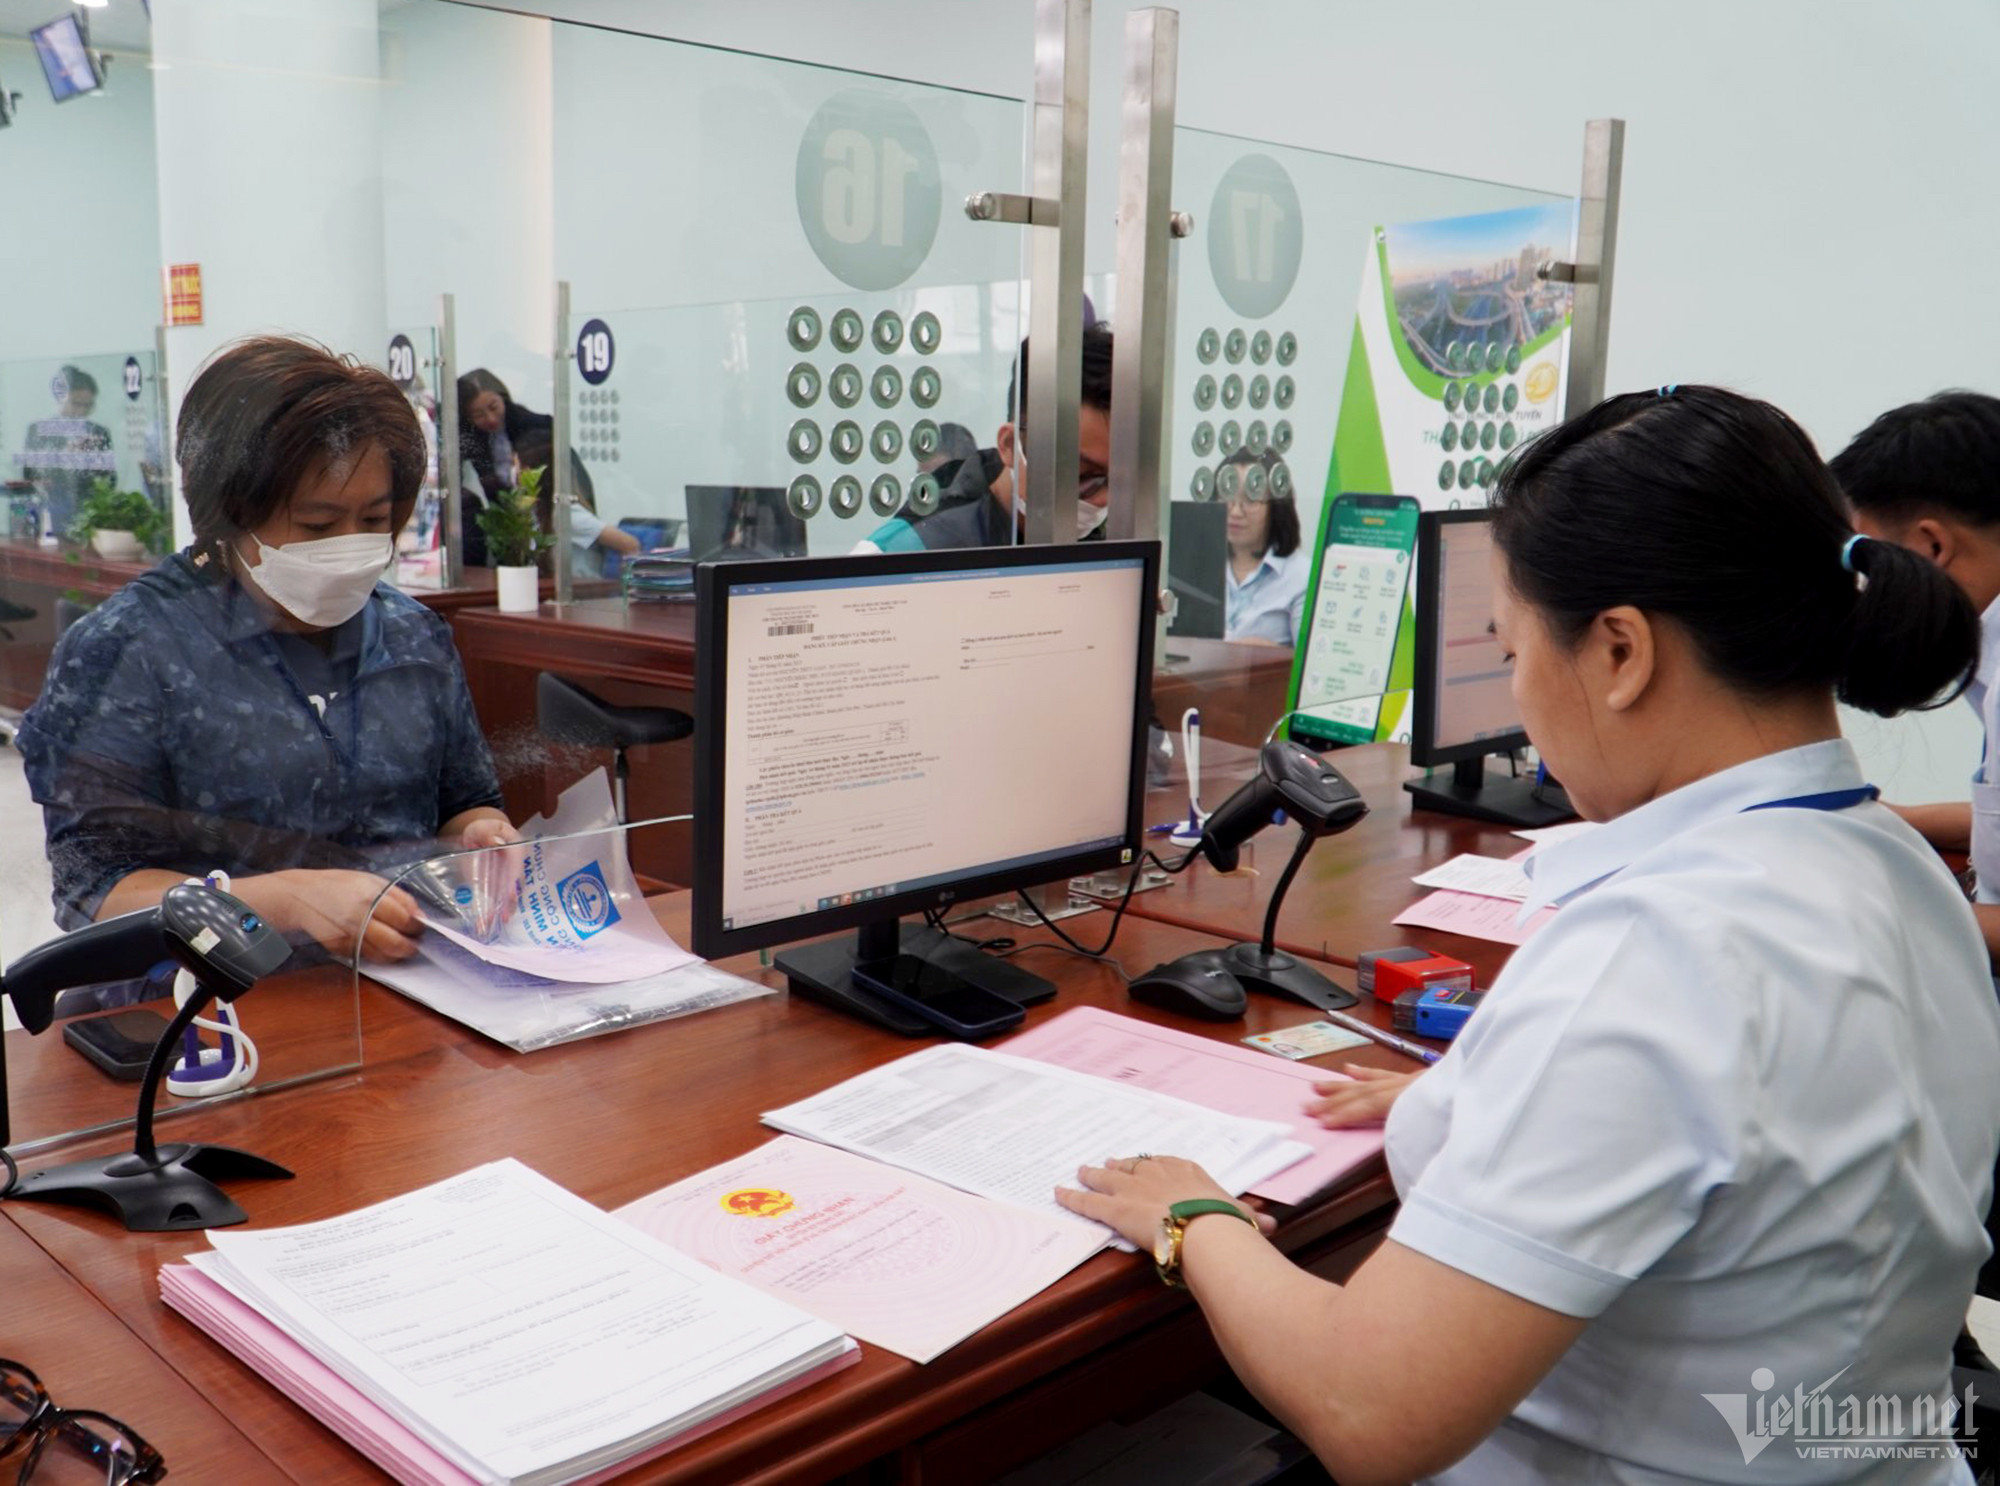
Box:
(31, 15), (103, 103)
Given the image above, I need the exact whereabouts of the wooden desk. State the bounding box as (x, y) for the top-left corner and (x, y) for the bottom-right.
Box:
(0, 536), (596, 714)
(2, 903), (1409, 1484)
(1125, 742), (1531, 985)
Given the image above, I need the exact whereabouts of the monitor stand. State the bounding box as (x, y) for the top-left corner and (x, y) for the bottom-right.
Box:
(776, 917), (1057, 1036)
(1404, 755), (1576, 830)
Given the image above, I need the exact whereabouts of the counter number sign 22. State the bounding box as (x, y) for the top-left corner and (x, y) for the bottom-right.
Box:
(576, 319), (615, 386)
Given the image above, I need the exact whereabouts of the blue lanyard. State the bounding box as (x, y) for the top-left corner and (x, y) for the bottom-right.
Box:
(1741, 785), (1880, 814)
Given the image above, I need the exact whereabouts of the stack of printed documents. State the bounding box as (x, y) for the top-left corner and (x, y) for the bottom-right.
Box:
(160, 1160), (857, 1486)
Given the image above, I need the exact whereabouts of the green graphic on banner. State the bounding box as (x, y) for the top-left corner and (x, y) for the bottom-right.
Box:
(1289, 202), (1576, 745)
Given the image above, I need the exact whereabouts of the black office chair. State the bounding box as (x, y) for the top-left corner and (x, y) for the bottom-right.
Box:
(535, 673), (692, 824)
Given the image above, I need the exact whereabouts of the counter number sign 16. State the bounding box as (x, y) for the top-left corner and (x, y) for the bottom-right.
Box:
(576, 319), (615, 386)
(796, 90), (942, 292)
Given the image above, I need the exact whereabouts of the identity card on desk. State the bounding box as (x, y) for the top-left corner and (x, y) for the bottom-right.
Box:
(1002, 1008), (1384, 1206)
(618, 1135), (1105, 1363)
(761, 1044), (1309, 1246)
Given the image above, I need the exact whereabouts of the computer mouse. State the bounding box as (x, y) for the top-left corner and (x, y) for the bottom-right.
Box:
(1127, 951), (1248, 1021)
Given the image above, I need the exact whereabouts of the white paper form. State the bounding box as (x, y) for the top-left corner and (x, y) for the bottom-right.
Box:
(193, 1160), (848, 1486)
(1410, 853), (1532, 903)
(618, 1135), (1106, 1364)
(762, 1044), (1309, 1239)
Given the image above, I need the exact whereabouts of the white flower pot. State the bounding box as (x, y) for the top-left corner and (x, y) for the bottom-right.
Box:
(89, 529), (143, 561)
(495, 564), (540, 613)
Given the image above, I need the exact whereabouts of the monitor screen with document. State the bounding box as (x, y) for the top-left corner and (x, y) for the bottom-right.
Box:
(692, 542), (1158, 1026)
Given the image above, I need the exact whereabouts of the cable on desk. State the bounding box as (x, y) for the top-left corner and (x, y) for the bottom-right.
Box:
(995, 939), (1135, 984)
(0, 1148), (16, 1199)
(1012, 850), (1155, 959)
(921, 908), (1017, 954)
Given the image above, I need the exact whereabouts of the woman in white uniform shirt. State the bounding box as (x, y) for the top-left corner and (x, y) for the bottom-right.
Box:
(1059, 387), (2000, 1483)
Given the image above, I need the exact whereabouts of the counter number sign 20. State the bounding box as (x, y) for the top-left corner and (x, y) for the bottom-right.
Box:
(386, 334), (417, 390)
(576, 319), (615, 386)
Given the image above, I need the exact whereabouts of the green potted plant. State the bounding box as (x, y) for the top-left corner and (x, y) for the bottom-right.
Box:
(68, 478), (169, 562)
(475, 463), (553, 612)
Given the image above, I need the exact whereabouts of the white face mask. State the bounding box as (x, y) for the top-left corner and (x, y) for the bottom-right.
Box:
(1077, 499), (1109, 539)
(242, 532), (392, 628)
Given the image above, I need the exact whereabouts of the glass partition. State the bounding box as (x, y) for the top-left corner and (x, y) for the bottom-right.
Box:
(360, 796), (768, 1054)
(1158, 130), (1573, 746)
(543, 18), (1028, 584)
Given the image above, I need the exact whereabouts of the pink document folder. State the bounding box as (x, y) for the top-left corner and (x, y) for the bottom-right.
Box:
(159, 1264), (859, 1486)
(1001, 1007), (1386, 1205)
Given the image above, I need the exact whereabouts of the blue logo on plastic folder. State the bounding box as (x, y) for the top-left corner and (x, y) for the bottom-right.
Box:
(556, 862), (621, 938)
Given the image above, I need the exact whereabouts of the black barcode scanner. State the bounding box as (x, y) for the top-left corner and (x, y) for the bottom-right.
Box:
(1, 883), (295, 1231)
(1199, 741), (1368, 873)
(1130, 741), (1368, 1021)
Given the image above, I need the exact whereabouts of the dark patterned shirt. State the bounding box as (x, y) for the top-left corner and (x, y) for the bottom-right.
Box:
(19, 551), (503, 928)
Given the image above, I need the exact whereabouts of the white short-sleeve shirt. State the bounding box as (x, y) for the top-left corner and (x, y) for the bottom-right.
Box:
(1386, 739), (2000, 1484)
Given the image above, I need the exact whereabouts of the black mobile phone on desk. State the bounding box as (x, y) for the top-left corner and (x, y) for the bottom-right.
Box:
(62, 1009), (173, 1082)
(849, 955), (1026, 1041)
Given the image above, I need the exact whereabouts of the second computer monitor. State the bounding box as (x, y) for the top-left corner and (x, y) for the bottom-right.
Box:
(1405, 508), (1572, 828)
(1166, 500), (1228, 640)
(685, 485), (808, 563)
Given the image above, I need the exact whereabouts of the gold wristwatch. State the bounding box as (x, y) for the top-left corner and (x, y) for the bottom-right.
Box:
(1154, 1199), (1255, 1288)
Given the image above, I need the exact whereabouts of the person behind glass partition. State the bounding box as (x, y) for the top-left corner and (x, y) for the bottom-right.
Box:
(511, 428), (637, 581)
(18, 336), (520, 995)
(18, 365), (116, 538)
(457, 368), (597, 570)
(1217, 447), (1307, 646)
(855, 326), (1114, 552)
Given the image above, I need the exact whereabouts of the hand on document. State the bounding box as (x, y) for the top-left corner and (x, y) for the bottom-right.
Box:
(1303, 1065), (1420, 1129)
(1056, 1154), (1275, 1253)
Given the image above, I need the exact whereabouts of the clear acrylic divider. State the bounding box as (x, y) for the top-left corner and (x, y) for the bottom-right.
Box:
(2, 907), (363, 1165)
(359, 783), (771, 1054)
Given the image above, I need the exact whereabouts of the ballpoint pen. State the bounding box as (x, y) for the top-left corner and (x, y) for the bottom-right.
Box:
(1316, 1006), (1443, 1066)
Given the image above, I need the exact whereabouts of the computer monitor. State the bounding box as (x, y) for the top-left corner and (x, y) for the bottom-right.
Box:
(684, 486), (806, 564)
(31, 15), (102, 103)
(692, 541), (1160, 1033)
(1165, 500), (1227, 640)
(1403, 509), (1573, 828)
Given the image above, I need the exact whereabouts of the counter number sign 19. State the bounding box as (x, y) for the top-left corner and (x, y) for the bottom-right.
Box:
(576, 319), (615, 386)
(386, 334), (417, 390)
(795, 89), (943, 292)
(123, 357), (144, 401)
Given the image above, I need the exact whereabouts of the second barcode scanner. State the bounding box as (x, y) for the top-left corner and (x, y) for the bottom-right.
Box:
(1131, 741), (1369, 1021)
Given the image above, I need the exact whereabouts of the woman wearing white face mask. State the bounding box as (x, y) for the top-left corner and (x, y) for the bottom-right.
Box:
(20, 336), (518, 977)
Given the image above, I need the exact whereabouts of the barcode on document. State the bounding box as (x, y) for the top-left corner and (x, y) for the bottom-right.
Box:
(767, 622), (814, 636)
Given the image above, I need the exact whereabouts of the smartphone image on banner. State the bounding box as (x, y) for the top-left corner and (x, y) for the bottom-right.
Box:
(1288, 493), (1422, 747)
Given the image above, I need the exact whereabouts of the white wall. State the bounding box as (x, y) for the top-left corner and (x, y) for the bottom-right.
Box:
(0, 36), (159, 365)
(379, 1), (554, 407)
(151, 0), (389, 443)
